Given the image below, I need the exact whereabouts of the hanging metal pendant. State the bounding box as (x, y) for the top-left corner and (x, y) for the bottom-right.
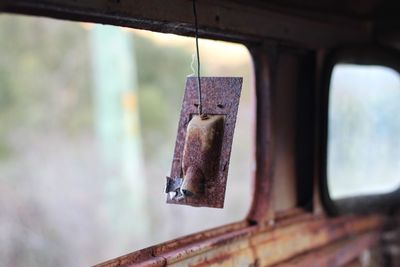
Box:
(166, 77), (242, 208)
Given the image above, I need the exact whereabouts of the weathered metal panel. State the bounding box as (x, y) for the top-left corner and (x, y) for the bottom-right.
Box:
(274, 232), (379, 267)
(247, 48), (275, 224)
(1, 0), (371, 48)
(94, 214), (383, 267)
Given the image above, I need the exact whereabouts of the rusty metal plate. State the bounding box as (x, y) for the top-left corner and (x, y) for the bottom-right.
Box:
(166, 77), (242, 208)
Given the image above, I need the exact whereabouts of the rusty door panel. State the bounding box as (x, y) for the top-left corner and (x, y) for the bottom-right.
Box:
(95, 214), (383, 266)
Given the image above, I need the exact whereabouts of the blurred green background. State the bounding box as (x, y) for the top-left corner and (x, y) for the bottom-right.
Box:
(0, 15), (254, 266)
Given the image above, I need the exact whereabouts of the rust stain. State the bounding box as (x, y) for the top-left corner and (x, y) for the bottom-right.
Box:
(166, 77), (243, 208)
(181, 115), (224, 197)
(94, 213), (383, 267)
(161, 215), (382, 266)
(273, 231), (379, 267)
(188, 252), (232, 267)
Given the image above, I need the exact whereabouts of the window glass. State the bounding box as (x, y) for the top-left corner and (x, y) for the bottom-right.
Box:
(328, 63), (400, 199)
(0, 15), (254, 266)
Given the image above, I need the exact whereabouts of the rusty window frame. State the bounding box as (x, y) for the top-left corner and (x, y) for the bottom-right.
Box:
(319, 46), (400, 216)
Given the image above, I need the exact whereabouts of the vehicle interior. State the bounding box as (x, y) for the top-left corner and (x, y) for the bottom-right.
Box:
(1, 0), (400, 266)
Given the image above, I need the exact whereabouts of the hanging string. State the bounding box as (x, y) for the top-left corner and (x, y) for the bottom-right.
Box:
(192, 0), (202, 116)
(188, 53), (196, 77)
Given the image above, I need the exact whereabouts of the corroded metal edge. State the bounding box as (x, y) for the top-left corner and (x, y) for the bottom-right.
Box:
(273, 231), (379, 267)
(94, 213), (383, 267)
(1, 0), (372, 49)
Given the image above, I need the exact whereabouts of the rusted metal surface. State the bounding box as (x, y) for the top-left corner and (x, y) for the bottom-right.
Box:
(166, 77), (242, 208)
(247, 47), (276, 224)
(180, 115), (225, 197)
(94, 213), (383, 267)
(381, 212), (400, 266)
(0, 0), (373, 48)
(273, 231), (379, 267)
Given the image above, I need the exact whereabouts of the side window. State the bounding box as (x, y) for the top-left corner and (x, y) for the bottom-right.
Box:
(0, 15), (254, 266)
(328, 63), (400, 200)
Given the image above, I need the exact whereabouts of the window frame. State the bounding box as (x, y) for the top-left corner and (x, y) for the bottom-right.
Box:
(320, 46), (400, 215)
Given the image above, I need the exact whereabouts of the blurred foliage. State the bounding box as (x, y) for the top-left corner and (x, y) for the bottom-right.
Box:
(0, 15), (253, 266)
(134, 36), (188, 160)
(0, 15), (92, 142)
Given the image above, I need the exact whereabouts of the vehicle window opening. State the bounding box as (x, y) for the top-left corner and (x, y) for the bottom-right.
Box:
(0, 14), (254, 266)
